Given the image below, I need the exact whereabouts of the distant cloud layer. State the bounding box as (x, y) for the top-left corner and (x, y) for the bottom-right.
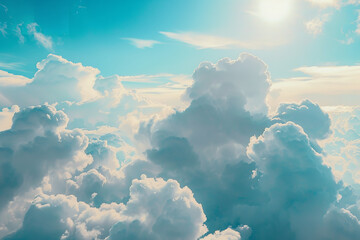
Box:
(1, 53), (360, 239)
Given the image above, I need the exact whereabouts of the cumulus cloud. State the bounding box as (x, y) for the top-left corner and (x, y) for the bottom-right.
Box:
(0, 54), (101, 106)
(200, 225), (251, 240)
(2, 52), (360, 240)
(321, 107), (360, 190)
(0, 70), (31, 86)
(139, 53), (360, 239)
(5, 176), (207, 240)
(0, 104), (91, 217)
(0, 55), (180, 131)
(247, 122), (338, 238)
(0, 105), (19, 131)
(274, 99), (331, 140)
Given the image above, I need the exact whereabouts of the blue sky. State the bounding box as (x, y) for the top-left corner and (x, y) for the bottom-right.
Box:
(1, 0), (360, 79)
(2, 1), (360, 240)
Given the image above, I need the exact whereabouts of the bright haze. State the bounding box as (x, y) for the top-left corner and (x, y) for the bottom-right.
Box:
(1, 0), (360, 239)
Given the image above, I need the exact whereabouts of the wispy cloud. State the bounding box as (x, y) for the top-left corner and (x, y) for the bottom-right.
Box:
(0, 61), (24, 70)
(15, 23), (24, 43)
(123, 38), (161, 48)
(0, 3), (8, 13)
(268, 64), (360, 110)
(0, 22), (7, 37)
(160, 31), (281, 49)
(305, 0), (341, 8)
(356, 10), (360, 35)
(305, 14), (330, 35)
(27, 23), (53, 50)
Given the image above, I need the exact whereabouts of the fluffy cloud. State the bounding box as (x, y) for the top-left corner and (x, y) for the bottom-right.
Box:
(5, 176), (207, 240)
(0, 54), (101, 106)
(0, 105), (91, 209)
(274, 99), (331, 140)
(2, 52), (360, 240)
(321, 107), (360, 190)
(200, 225), (251, 240)
(247, 122), (338, 239)
(0, 70), (31, 87)
(108, 176), (207, 240)
(0, 105), (19, 131)
(140, 53), (360, 239)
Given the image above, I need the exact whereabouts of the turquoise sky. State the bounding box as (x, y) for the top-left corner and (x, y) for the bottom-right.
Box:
(1, 0), (360, 80)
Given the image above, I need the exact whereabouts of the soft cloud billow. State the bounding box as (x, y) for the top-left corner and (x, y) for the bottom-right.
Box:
(2, 53), (360, 240)
(5, 176), (207, 240)
(274, 99), (331, 140)
(0, 104), (91, 210)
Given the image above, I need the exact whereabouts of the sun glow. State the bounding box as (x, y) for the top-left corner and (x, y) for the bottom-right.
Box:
(257, 0), (292, 23)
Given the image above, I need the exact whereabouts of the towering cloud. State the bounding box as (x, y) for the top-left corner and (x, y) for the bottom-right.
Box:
(1, 53), (360, 240)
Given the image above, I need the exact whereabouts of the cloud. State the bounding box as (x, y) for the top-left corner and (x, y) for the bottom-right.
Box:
(0, 105), (19, 131)
(123, 38), (161, 48)
(274, 99), (331, 140)
(321, 107), (360, 190)
(305, 0), (341, 8)
(0, 70), (31, 86)
(139, 54), (360, 239)
(269, 64), (360, 109)
(108, 176), (208, 240)
(5, 176), (208, 240)
(247, 122), (338, 239)
(0, 22), (7, 37)
(305, 14), (330, 35)
(27, 23), (53, 50)
(15, 23), (24, 44)
(0, 104), (91, 213)
(0, 54), (101, 106)
(2, 52), (360, 239)
(200, 226), (251, 240)
(160, 31), (281, 49)
(356, 10), (360, 35)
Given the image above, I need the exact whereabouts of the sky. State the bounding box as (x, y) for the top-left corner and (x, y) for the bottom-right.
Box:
(1, 0), (360, 239)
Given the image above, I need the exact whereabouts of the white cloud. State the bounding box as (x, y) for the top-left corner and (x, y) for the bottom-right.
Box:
(340, 37), (354, 45)
(15, 23), (24, 43)
(305, 0), (341, 8)
(27, 23), (53, 50)
(160, 31), (281, 49)
(305, 14), (330, 35)
(0, 105), (19, 131)
(268, 64), (360, 110)
(0, 61), (24, 71)
(0, 54), (102, 106)
(123, 38), (161, 48)
(0, 70), (31, 86)
(0, 22), (7, 37)
(356, 10), (360, 35)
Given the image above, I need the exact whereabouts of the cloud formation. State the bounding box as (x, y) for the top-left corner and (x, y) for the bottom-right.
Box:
(123, 38), (161, 48)
(1, 53), (360, 240)
(160, 31), (281, 49)
(27, 23), (53, 50)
